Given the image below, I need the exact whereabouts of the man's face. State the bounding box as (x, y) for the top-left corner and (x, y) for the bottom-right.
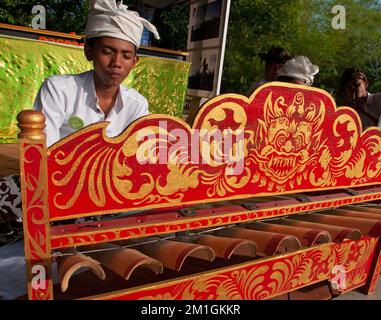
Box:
(344, 76), (368, 101)
(291, 78), (307, 86)
(265, 61), (283, 82)
(86, 37), (138, 88)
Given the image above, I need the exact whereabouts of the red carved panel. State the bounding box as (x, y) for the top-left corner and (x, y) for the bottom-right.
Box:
(46, 84), (381, 220)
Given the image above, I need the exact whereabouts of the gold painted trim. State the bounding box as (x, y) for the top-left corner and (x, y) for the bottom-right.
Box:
(139, 45), (188, 57)
(85, 278), (334, 300)
(50, 191), (381, 245)
(0, 22), (82, 39)
(0, 23), (188, 57)
(48, 181), (381, 221)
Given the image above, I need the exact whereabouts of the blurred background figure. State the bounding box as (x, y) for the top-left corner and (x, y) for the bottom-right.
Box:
(276, 55), (319, 86)
(248, 46), (292, 94)
(340, 68), (381, 129)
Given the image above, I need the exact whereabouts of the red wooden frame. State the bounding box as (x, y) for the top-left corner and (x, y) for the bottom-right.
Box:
(18, 82), (381, 299)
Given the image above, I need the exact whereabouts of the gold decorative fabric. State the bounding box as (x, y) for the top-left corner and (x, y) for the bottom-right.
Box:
(0, 36), (190, 143)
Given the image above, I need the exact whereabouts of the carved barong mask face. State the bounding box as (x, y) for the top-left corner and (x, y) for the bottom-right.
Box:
(255, 92), (325, 185)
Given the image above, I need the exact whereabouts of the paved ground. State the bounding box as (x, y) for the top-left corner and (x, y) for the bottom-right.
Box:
(334, 278), (381, 300)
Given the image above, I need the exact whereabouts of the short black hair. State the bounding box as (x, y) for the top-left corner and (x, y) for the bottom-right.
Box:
(85, 37), (99, 48)
(260, 46), (292, 65)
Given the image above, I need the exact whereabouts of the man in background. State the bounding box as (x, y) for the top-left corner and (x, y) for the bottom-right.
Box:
(276, 55), (319, 86)
(340, 68), (381, 129)
(248, 46), (292, 94)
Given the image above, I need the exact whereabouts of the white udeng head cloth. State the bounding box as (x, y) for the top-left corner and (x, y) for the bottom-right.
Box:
(277, 56), (319, 86)
(85, 0), (160, 48)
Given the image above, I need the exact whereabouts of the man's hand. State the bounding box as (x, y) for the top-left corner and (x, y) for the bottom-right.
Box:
(351, 96), (367, 109)
(344, 77), (368, 109)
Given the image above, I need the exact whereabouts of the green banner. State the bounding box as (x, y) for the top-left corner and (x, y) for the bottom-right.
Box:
(0, 36), (190, 143)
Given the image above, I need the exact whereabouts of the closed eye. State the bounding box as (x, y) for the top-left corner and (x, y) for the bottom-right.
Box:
(102, 49), (113, 55)
(123, 54), (133, 60)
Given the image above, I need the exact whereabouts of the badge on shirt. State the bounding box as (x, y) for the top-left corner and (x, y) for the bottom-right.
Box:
(68, 116), (84, 130)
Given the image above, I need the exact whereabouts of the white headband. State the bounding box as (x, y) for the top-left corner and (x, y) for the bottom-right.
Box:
(85, 0), (160, 48)
(278, 56), (319, 86)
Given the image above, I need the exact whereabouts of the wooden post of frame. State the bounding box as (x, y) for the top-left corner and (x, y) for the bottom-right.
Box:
(17, 110), (53, 300)
(186, 96), (202, 126)
(362, 238), (381, 295)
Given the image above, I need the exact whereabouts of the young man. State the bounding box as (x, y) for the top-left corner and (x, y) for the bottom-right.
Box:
(0, 0), (159, 299)
(340, 68), (381, 129)
(34, 0), (160, 146)
(247, 46), (292, 95)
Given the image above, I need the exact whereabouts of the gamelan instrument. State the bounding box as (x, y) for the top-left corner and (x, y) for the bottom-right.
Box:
(16, 83), (381, 300)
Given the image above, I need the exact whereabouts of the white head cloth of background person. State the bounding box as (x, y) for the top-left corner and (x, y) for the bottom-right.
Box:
(85, 0), (160, 47)
(277, 56), (319, 86)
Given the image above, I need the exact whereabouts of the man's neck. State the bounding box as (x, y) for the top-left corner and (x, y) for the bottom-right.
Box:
(96, 85), (119, 100)
(93, 75), (120, 117)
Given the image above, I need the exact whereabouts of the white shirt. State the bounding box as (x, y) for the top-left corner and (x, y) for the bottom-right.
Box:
(366, 93), (381, 128)
(247, 78), (267, 96)
(33, 70), (149, 147)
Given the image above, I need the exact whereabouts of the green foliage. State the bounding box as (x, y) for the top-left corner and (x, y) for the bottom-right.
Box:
(152, 3), (189, 51)
(43, 0), (89, 34)
(221, 0), (381, 100)
(0, 0), (35, 26)
(2, 0), (381, 99)
(0, 0), (135, 35)
(222, 0), (305, 95)
(0, 0), (187, 49)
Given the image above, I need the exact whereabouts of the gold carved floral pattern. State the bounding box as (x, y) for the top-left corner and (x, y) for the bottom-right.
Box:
(20, 141), (53, 300)
(131, 239), (375, 300)
(47, 84), (381, 218)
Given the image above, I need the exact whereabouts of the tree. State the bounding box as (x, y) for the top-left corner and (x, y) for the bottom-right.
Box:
(0, 0), (36, 26)
(0, 0), (188, 49)
(2, 0), (381, 97)
(151, 2), (189, 51)
(0, 0), (135, 35)
(221, 0), (381, 99)
(221, 0), (306, 95)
